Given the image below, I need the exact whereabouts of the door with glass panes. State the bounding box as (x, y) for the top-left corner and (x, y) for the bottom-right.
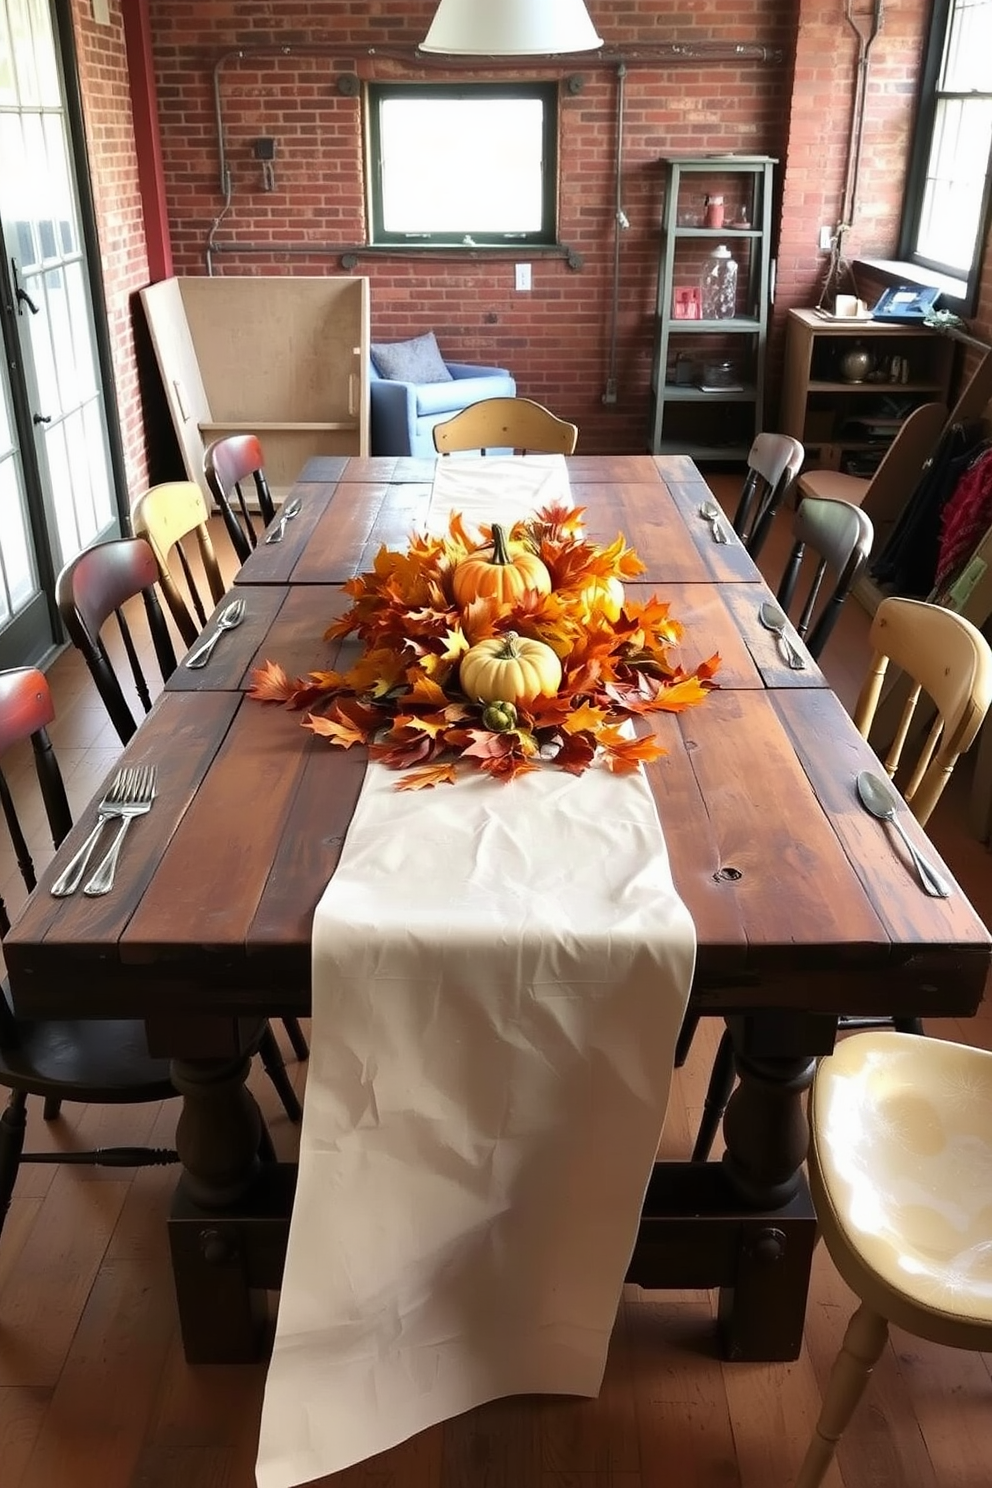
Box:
(0, 0), (119, 668)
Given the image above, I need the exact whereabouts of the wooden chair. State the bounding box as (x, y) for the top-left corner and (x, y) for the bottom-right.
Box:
(433, 396), (578, 455)
(129, 481), (226, 648)
(795, 401), (947, 525)
(681, 591), (992, 1164)
(203, 433), (276, 564)
(0, 666), (182, 1245)
(775, 497), (874, 659)
(795, 1030), (992, 1488)
(854, 594), (992, 828)
(731, 432), (805, 559)
(56, 537), (178, 745)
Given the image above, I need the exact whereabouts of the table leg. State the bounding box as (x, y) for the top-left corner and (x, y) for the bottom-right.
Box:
(715, 1013), (831, 1361)
(167, 1034), (279, 1363)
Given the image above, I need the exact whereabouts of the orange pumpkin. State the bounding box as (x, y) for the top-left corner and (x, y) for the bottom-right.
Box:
(580, 573), (625, 621)
(460, 631), (562, 707)
(452, 523), (552, 609)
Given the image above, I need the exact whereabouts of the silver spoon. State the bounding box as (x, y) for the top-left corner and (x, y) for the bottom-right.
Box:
(184, 597), (246, 668)
(264, 495), (303, 544)
(758, 601), (806, 670)
(856, 770), (951, 898)
(698, 500), (730, 543)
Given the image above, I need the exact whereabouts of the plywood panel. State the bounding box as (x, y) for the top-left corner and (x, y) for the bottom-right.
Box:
(139, 278), (213, 498)
(140, 275), (370, 500)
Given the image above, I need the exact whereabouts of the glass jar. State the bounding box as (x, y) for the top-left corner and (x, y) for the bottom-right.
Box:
(701, 244), (737, 320)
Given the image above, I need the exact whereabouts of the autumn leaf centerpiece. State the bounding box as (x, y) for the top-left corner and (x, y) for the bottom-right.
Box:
(248, 503), (719, 786)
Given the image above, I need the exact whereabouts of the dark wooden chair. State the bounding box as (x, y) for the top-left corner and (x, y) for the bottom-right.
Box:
(731, 432), (805, 559)
(56, 541), (313, 1088)
(203, 433), (277, 564)
(129, 481), (226, 648)
(0, 666), (183, 1245)
(56, 536), (178, 744)
(775, 496), (874, 659)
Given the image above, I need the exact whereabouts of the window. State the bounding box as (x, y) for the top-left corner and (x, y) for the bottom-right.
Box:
(900, 0), (992, 310)
(366, 82), (558, 247)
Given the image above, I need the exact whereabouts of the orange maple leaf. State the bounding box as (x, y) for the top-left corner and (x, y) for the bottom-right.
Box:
(304, 711), (367, 748)
(599, 732), (668, 773)
(395, 763), (459, 790)
(247, 660), (300, 703)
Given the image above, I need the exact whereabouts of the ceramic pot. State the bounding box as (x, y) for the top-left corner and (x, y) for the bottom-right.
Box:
(839, 343), (874, 383)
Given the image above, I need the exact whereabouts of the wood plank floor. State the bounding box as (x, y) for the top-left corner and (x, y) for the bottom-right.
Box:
(1, 497), (991, 1488)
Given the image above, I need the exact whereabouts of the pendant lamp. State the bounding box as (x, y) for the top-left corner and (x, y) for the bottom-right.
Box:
(421, 0), (603, 56)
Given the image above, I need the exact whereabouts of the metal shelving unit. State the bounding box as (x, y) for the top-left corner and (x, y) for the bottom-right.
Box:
(649, 155), (776, 460)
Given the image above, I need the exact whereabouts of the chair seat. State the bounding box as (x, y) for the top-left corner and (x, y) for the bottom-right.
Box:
(797, 468), (870, 505)
(0, 1016), (175, 1102)
(811, 1031), (992, 1342)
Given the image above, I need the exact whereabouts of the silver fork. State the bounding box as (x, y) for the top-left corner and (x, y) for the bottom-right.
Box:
(51, 767), (133, 898)
(82, 765), (158, 897)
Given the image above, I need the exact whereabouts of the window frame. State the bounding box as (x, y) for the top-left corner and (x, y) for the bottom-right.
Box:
(365, 81), (560, 249)
(898, 0), (992, 314)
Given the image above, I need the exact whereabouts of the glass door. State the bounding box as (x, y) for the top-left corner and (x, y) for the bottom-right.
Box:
(0, 0), (119, 668)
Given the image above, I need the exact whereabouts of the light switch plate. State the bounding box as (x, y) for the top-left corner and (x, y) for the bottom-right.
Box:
(515, 263), (532, 292)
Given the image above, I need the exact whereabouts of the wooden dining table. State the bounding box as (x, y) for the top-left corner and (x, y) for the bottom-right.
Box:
(5, 454), (990, 1368)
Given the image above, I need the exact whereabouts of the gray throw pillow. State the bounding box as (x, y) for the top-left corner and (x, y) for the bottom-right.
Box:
(370, 330), (453, 383)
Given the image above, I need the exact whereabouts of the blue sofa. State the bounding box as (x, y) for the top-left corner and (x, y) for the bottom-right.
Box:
(369, 359), (516, 457)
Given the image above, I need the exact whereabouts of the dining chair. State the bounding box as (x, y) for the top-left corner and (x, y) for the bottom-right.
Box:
(680, 591), (992, 1164)
(433, 396), (578, 455)
(774, 497), (874, 659)
(129, 481), (227, 648)
(795, 401), (947, 525)
(0, 666), (184, 1245)
(56, 536), (179, 745)
(794, 1030), (992, 1488)
(203, 433), (277, 564)
(731, 432), (805, 559)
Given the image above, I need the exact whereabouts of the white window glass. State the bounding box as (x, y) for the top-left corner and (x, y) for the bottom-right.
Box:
(368, 85), (557, 245)
(910, 0), (992, 286)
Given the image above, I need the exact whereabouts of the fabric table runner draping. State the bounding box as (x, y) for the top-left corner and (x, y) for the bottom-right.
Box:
(255, 458), (696, 1488)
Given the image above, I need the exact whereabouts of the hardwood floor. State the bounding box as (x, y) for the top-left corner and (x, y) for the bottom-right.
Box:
(1, 501), (991, 1488)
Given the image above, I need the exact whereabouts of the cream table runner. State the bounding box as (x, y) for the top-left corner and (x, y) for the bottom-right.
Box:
(256, 458), (696, 1488)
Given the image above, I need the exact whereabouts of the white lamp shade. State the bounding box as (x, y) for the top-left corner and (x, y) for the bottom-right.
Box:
(421, 0), (603, 55)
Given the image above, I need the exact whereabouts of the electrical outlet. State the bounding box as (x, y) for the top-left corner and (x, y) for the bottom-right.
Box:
(818, 226), (833, 252)
(515, 263), (532, 292)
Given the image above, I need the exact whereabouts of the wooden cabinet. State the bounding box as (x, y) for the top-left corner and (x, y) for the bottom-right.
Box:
(649, 155), (776, 460)
(780, 309), (954, 476)
(141, 276), (370, 500)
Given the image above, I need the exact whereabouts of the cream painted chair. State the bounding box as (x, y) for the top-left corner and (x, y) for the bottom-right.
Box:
(433, 396), (578, 455)
(130, 480), (226, 648)
(682, 590), (992, 1165)
(795, 1030), (992, 1488)
(854, 594), (992, 828)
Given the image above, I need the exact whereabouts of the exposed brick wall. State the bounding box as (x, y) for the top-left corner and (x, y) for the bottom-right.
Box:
(68, 0), (151, 498)
(73, 0), (991, 469)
